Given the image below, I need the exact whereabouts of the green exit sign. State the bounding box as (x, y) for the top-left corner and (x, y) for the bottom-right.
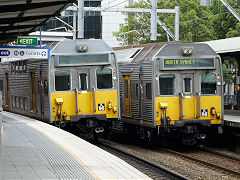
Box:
(17, 37), (38, 46)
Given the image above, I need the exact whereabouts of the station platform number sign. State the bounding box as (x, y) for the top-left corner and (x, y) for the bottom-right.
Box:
(18, 37), (38, 46)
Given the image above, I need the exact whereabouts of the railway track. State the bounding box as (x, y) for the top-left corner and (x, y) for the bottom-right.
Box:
(162, 148), (240, 179)
(97, 141), (188, 180)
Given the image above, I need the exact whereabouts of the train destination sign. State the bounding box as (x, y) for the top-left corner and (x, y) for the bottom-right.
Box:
(17, 37), (38, 46)
(0, 46), (50, 60)
(162, 58), (215, 70)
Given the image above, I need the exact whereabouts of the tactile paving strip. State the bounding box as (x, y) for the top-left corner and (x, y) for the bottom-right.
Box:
(4, 116), (95, 180)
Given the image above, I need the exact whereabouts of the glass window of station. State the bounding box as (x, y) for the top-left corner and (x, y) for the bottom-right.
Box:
(201, 73), (216, 94)
(96, 68), (113, 89)
(159, 74), (175, 95)
(55, 70), (71, 91)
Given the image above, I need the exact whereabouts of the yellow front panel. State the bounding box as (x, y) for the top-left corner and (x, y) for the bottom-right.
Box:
(155, 96), (222, 126)
(182, 96), (196, 119)
(51, 90), (118, 121)
(201, 96), (222, 124)
(155, 97), (179, 125)
(95, 90), (118, 118)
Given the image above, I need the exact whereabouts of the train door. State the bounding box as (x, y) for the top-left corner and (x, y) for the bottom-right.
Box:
(5, 73), (10, 106)
(30, 72), (36, 112)
(179, 73), (195, 119)
(123, 75), (131, 116)
(76, 70), (91, 114)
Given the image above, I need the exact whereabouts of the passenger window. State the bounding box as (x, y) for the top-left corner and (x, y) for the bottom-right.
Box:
(146, 83), (152, 99)
(79, 73), (88, 90)
(0, 80), (3, 91)
(159, 74), (175, 95)
(96, 68), (112, 89)
(55, 70), (71, 91)
(201, 73), (216, 94)
(184, 78), (192, 94)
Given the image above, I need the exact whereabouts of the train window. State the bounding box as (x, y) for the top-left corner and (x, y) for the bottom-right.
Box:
(44, 80), (48, 94)
(16, 97), (19, 109)
(23, 61), (27, 73)
(12, 96), (15, 108)
(79, 73), (88, 91)
(159, 74), (175, 95)
(24, 97), (28, 111)
(0, 80), (3, 91)
(201, 73), (216, 94)
(20, 97), (24, 110)
(55, 71), (71, 91)
(146, 83), (152, 99)
(96, 68), (112, 89)
(184, 78), (192, 94)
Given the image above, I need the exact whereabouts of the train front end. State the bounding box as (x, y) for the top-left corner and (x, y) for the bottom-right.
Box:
(154, 43), (223, 145)
(49, 39), (119, 138)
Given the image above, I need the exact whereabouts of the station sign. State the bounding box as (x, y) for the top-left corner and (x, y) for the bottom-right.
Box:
(18, 37), (38, 46)
(0, 46), (50, 60)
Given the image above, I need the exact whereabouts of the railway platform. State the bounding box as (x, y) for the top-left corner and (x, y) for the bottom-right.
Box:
(0, 111), (151, 180)
(224, 109), (240, 128)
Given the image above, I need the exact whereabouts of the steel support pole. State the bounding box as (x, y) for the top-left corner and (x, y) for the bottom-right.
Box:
(73, 11), (77, 40)
(150, 0), (157, 41)
(78, 0), (84, 39)
(174, 6), (180, 41)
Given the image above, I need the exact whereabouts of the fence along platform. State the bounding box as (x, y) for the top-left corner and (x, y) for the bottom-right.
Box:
(0, 111), (151, 180)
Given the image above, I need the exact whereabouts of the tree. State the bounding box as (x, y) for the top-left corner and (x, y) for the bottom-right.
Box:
(113, 0), (216, 45)
(113, 0), (240, 45)
(209, 0), (240, 39)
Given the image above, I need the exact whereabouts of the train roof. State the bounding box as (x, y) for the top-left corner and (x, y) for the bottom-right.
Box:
(114, 42), (218, 63)
(51, 39), (114, 55)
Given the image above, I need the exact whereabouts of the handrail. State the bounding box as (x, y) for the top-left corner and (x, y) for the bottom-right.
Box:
(75, 88), (79, 114)
(196, 92), (201, 119)
(179, 92), (184, 119)
(92, 88), (96, 113)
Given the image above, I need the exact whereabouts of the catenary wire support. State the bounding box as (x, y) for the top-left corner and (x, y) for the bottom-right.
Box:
(67, 5), (180, 41)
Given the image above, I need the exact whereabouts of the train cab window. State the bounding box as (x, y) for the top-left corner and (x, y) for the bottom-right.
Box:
(159, 74), (175, 95)
(79, 73), (88, 91)
(184, 78), (192, 94)
(201, 73), (216, 94)
(55, 71), (71, 91)
(96, 68), (112, 89)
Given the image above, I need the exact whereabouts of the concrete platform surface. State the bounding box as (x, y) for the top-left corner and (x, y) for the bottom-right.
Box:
(0, 112), (151, 180)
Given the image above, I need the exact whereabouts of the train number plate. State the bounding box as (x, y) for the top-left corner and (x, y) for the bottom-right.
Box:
(98, 103), (105, 111)
(201, 109), (208, 117)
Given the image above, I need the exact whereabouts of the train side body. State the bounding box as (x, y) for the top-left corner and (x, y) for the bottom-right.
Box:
(117, 43), (223, 145)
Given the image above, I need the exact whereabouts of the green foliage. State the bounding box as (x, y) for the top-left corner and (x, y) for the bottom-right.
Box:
(113, 0), (240, 45)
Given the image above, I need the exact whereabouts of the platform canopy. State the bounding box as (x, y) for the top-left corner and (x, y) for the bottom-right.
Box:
(0, 0), (74, 45)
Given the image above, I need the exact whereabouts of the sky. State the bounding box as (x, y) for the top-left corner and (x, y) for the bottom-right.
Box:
(101, 0), (129, 47)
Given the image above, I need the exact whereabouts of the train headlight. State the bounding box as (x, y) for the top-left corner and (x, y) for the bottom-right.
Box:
(181, 47), (193, 56)
(216, 113), (221, 119)
(77, 44), (88, 52)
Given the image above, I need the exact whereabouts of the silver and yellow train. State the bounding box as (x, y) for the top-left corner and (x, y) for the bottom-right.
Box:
(114, 42), (223, 145)
(0, 40), (223, 145)
(0, 39), (119, 138)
